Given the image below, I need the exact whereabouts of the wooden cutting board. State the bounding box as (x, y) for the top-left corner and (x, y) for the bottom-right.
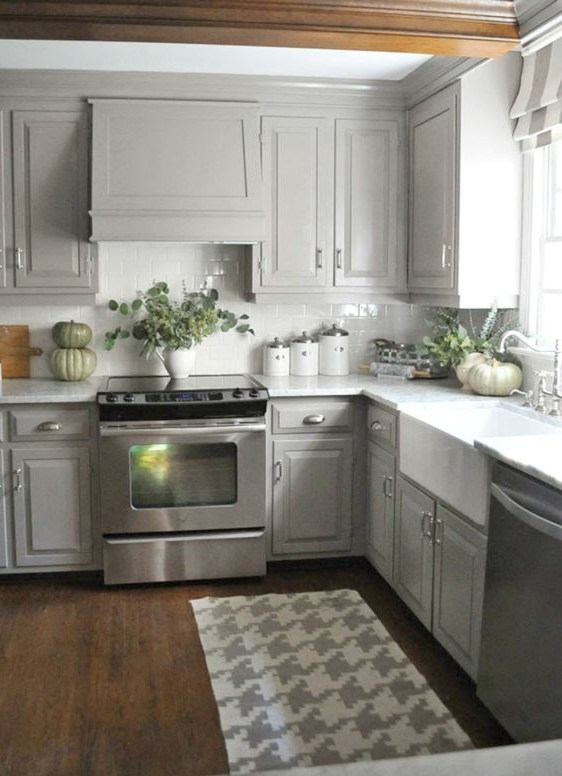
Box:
(0, 325), (43, 378)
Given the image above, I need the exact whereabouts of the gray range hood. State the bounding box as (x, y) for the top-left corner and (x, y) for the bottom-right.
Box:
(89, 98), (265, 243)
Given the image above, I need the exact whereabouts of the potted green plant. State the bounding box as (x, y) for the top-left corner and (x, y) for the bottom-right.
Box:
(422, 307), (521, 389)
(103, 281), (253, 378)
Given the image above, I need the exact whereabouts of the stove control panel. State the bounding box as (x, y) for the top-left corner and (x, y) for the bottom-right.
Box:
(97, 388), (268, 405)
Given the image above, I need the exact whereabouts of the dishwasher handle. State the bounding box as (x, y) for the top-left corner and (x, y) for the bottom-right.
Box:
(491, 483), (562, 541)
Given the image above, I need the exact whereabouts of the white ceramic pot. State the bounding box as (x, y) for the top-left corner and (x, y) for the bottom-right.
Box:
(319, 324), (350, 375)
(157, 347), (196, 379)
(263, 338), (290, 376)
(290, 331), (318, 376)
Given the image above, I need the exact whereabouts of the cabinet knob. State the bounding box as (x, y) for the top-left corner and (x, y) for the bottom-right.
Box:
(303, 414), (325, 425)
(370, 420), (384, 431)
(37, 421), (62, 432)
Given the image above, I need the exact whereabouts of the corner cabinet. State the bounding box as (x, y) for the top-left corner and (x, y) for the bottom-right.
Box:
(408, 53), (523, 307)
(0, 101), (94, 294)
(90, 99), (264, 243)
(0, 404), (100, 572)
(270, 398), (355, 557)
(252, 112), (406, 299)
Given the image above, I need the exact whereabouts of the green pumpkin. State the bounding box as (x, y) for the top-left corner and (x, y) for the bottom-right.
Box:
(468, 359), (523, 396)
(50, 347), (97, 381)
(52, 320), (92, 349)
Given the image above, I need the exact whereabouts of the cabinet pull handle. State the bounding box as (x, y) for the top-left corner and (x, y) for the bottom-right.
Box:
(303, 414), (325, 425)
(421, 510), (433, 539)
(316, 248), (323, 269)
(336, 249), (343, 269)
(274, 460), (283, 483)
(434, 518), (443, 545)
(15, 248), (23, 271)
(14, 468), (22, 492)
(370, 420), (384, 431)
(441, 243), (452, 270)
(37, 421), (62, 432)
(383, 475), (393, 499)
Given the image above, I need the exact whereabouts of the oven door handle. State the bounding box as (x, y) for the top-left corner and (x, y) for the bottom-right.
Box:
(99, 422), (266, 437)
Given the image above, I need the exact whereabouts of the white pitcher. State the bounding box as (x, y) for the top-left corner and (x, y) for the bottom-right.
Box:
(156, 347), (196, 379)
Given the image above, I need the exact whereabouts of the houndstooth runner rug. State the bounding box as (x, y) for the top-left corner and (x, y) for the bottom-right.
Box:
(191, 589), (473, 775)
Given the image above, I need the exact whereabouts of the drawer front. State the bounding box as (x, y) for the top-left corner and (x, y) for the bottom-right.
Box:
(367, 403), (397, 449)
(272, 399), (354, 434)
(8, 406), (92, 441)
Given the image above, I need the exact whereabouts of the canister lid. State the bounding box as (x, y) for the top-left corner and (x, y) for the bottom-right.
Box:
(266, 337), (288, 349)
(321, 323), (349, 337)
(291, 330), (316, 343)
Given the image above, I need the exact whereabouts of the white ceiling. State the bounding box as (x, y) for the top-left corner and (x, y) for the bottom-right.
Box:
(0, 40), (432, 80)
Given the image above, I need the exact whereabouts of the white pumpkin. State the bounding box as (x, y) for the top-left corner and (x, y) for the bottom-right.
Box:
(468, 359), (523, 396)
(455, 352), (487, 388)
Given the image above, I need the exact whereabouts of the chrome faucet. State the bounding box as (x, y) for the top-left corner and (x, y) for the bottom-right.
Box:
(498, 330), (562, 416)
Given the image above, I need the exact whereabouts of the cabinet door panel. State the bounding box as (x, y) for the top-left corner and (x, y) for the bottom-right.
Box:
(12, 446), (92, 566)
(393, 476), (434, 628)
(335, 118), (402, 289)
(272, 438), (352, 555)
(433, 504), (487, 679)
(0, 109), (7, 290)
(12, 110), (91, 289)
(260, 116), (332, 289)
(0, 450), (8, 568)
(366, 441), (395, 583)
(408, 86), (457, 291)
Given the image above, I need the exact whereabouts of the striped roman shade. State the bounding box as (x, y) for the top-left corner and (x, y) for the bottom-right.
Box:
(511, 37), (562, 150)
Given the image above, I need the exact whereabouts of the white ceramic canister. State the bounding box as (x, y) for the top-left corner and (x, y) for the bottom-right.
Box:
(319, 323), (350, 375)
(263, 337), (290, 376)
(290, 331), (319, 376)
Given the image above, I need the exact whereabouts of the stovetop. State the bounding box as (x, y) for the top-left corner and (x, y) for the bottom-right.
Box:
(103, 374), (262, 394)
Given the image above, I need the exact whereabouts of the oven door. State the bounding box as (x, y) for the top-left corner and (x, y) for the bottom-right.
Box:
(99, 420), (266, 534)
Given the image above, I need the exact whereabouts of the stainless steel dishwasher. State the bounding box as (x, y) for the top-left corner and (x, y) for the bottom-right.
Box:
(477, 461), (562, 742)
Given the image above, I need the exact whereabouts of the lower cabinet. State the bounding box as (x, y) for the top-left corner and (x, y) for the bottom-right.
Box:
(11, 445), (93, 566)
(0, 449), (8, 568)
(366, 440), (396, 584)
(393, 475), (487, 679)
(272, 437), (353, 555)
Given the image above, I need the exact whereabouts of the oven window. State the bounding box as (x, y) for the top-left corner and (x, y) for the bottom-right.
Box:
(130, 443), (237, 509)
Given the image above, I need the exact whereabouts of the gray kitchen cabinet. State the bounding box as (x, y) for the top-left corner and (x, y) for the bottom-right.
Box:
(408, 85), (456, 293)
(0, 403), (99, 573)
(407, 54), (522, 307)
(393, 476), (435, 630)
(0, 103), (94, 294)
(0, 449), (8, 568)
(393, 475), (487, 679)
(90, 99), (264, 242)
(254, 112), (406, 297)
(11, 445), (93, 567)
(366, 441), (395, 584)
(272, 437), (353, 555)
(433, 504), (487, 677)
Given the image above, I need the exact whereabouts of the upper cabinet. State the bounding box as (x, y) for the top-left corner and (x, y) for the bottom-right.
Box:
(408, 54), (523, 308)
(0, 102), (94, 295)
(252, 111), (406, 299)
(90, 99), (264, 243)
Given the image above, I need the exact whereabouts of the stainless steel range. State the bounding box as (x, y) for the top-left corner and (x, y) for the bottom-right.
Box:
(97, 374), (269, 585)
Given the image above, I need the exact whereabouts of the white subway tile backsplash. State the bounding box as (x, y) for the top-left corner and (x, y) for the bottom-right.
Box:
(8, 243), (431, 378)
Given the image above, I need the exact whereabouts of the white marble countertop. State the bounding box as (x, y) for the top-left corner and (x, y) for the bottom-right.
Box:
(0, 376), (105, 404)
(475, 434), (562, 490)
(256, 739), (562, 776)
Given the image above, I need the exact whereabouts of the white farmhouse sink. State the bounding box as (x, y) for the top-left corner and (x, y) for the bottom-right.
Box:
(399, 402), (561, 527)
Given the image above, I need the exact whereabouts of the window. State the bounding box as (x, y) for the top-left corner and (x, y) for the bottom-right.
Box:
(524, 144), (562, 347)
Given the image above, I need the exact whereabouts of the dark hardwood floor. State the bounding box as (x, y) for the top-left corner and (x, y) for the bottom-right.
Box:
(0, 559), (510, 776)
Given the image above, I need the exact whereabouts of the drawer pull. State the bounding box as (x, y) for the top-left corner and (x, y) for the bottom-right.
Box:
(14, 468), (22, 492)
(37, 421), (62, 432)
(303, 414), (325, 425)
(370, 420), (384, 431)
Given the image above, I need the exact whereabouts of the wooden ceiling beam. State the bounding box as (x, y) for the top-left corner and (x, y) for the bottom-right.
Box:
(0, 1), (520, 58)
